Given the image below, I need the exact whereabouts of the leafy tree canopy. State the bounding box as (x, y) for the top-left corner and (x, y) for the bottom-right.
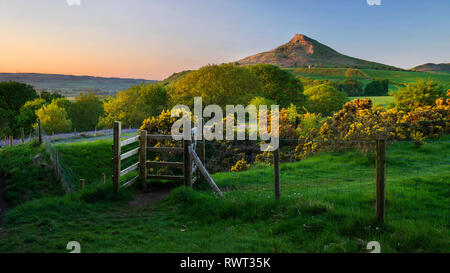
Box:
(35, 100), (72, 134)
(342, 79), (363, 96)
(304, 84), (348, 116)
(40, 91), (63, 103)
(98, 88), (151, 129)
(169, 64), (262, 109)
(393, 79), (447, 111)
(0, 81), (37, 113)
(247, 64), (307, 108)
(68, 92), (104, 132)
(249, 96), (277, 111)
(16, 98), (47, 132)
(364, 79), (389, 96)
(138, 83), (168, 117)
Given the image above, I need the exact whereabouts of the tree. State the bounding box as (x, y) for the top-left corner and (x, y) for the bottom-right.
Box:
(249, 96), (277, 110)
(393, 79), (446, 111)
(247, 64), (307, 108)
(0, 81), (38, 113)
(139, 83), (168, 116)
(40, 91), (63, 103)
(0, 81), (38, 135)
(364, 79), (389, 96)
(304, 84), (348, 116)
(98, 88), (151, 128)
(345, 68), (361, 79)
(16, 98), (47, 132)
(0, 101), (10, 136)
(342, 79), (364, 96)
(169, 64), (262, 108)
(68, 92), (104, 131)
(35, 101), (72, 134)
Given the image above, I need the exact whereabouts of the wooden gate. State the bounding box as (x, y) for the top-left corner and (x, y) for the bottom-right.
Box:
(112, 121), (223, 197)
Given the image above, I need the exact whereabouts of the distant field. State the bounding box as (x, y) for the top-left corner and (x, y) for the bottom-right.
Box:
(349, 96), (394, 107)
(0, 73), (156, 97)
(288, 68), (450, 92)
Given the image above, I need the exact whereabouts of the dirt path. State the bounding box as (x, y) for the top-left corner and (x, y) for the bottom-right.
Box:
(127, 183), (177, 211)
(0, 175), (9, 226)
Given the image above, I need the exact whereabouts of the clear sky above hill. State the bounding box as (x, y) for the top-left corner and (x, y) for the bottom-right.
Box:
(0, 0), (449, 80)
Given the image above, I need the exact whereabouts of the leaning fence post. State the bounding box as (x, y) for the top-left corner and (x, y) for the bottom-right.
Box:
(113, 121), (121, 194)
(183, 139), (192, 188)
(139, 130), (148, 191)
(38, 118), (42, 145)
(21, 128), (24, 143)
(376, 139), (386, 223)
(197, 118), (206, 183)
(273, 146), (281, 202)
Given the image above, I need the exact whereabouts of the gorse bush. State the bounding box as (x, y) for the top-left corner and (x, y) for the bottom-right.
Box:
(393, 79), (446, 111)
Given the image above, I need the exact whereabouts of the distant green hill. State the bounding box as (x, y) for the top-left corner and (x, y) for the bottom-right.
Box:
(411, 63), (450, 72)
(0, 73), (157, 97)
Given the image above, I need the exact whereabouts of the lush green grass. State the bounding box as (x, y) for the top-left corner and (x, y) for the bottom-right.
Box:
(289, 67), (450, 92)
(0, 142), (64, 206)
(0, 137), (449, 252)
(349, 96), (394, 107)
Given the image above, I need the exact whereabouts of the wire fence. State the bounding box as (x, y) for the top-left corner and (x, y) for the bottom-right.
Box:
(1, 125), (448, 227)
(0, 125), (139, 192)
(202, 138), (450, 226)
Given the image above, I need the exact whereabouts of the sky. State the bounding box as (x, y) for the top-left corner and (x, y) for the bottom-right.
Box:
(0, 0), (449, 80)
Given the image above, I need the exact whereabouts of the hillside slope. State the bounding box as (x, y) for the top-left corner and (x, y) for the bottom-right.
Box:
(411, 63), (450, 72)
(237, 34), (399, 70)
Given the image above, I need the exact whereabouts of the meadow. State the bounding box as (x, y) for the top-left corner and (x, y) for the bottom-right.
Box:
(289, 67), (450, 92)
(0, 135), (448, 253)
(349, 96), (394, 107)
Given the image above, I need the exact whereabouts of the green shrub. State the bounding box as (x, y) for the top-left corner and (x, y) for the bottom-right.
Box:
(305, 84), (348, 116)
(364, 79), (389, 96)
(247, 64), (307, 108)
(392, 79), (446, 111)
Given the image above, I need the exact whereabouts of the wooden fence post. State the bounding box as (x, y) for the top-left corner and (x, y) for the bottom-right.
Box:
(79, 179), (85, 191)
(139, 130), (148, 191)
(183, 139), (192, 188)
(102, 173), (106, 185)
(9, 136), (13, 147)
(376, 139), (386, 223)
(21, 128), (24, 143)
(38, 118), (42, 145)
(273, 146), (281, 202)
(55, 151), (61, 181)
(113, 121), (121, 193)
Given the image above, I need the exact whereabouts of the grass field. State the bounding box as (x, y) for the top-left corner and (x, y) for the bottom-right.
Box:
(349, 96), (394, 107)
(288, 67), (450, 92)
(0, 136), (448, 253)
